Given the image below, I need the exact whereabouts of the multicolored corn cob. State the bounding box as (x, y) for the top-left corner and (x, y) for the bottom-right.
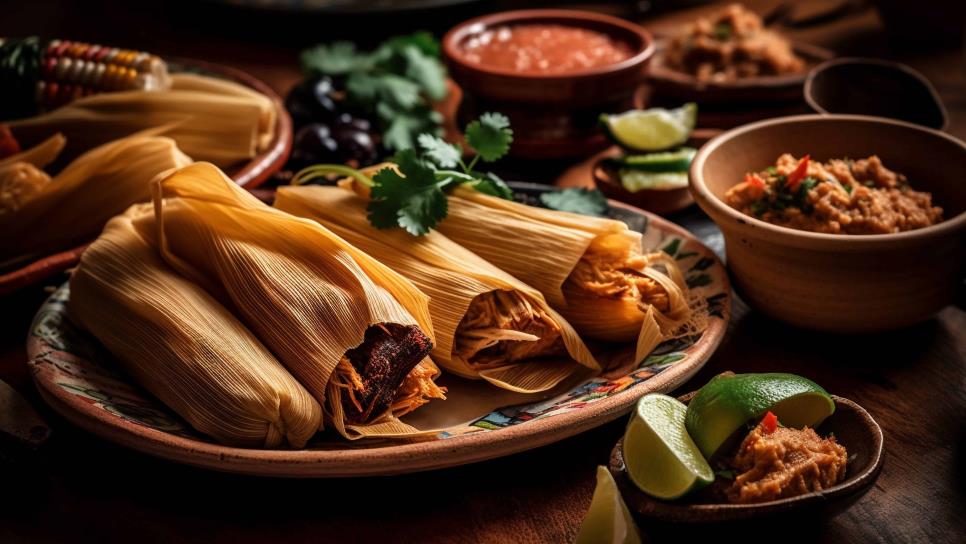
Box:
(0, 36), (171, 120)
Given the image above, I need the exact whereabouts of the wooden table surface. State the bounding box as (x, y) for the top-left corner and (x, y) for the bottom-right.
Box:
(1, 1), (964, 543)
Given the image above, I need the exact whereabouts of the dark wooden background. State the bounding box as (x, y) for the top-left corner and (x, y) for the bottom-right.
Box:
(1, 1), (964, 542)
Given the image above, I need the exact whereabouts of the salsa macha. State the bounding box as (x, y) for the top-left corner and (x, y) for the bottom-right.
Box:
(460, 24), (633, 74)
(725, 154), (943, 234)
(665, 3), (804, 83)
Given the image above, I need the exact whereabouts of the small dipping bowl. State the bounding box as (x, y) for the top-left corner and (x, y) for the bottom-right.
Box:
(610, 394), (884, 524)
(443, 9), (654, 159)
(805, 58), (949, 130)
(690, 114), (966, 332)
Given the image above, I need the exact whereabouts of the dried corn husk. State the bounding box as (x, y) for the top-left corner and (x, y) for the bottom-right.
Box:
(69, 204), (322, 448)
(8, 73), (274, 168)
(275, 185), (600, 394)
(0, 161), (50, 213)
(0, 133), (191, 263)
(150, 162), (442, 439)
(0, 132), (65, 170)
(341, 173), (693, 364)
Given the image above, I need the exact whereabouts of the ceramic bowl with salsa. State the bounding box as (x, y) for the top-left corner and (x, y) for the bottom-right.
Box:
(443, 9), (654, 159)
(690, 114), (966, 332)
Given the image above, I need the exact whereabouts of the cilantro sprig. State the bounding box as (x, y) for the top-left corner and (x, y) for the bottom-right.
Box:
(300, 32), (447, 152)
(293, 113), (514, 236)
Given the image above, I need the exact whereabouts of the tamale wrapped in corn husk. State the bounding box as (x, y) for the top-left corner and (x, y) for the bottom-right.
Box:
(8, 73), (274, 168)
(69, 204), (322, 448)
(0, 133), (191, 265)
(151, 163), (444, 439)
(275, 185), (600, 394)
(340, 170), (693, 364)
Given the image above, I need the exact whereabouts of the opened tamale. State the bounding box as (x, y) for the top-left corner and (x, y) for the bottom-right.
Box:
(275, 185), (600, 394)
(150, 163), (444, 439)
(340, 169), (694, 364)
(0, 133), (192, 266)
(69, 205), (322, 448)
(8, 73), (275, 168)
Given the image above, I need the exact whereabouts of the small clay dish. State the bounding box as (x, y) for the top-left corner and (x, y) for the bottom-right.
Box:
(443, 9), (654, 159)
(592, 129), (720, 215)
(609, 395), (883, 523)
(805, 57), (949, 130)
(646, 39), (833, 104)
(690, 114), (966, 332)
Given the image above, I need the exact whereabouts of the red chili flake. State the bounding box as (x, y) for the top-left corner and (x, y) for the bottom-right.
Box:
(785, 155), (810, 191)
(761, 411), (778, 434)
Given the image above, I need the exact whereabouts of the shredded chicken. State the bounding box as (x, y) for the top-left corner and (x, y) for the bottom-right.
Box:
(566, 244), (671, 313)
(390, 359), (447, 417)
(454, 290), (565, 369)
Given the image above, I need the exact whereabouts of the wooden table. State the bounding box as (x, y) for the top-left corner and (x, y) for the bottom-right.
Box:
(1, 1), (964, 542)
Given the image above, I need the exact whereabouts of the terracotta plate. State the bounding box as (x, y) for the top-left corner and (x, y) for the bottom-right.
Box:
(25, 183), (731, 477)
(0, 58), (291, 295)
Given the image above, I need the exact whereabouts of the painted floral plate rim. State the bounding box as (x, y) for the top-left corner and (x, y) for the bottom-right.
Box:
(25, 183), (731, 477)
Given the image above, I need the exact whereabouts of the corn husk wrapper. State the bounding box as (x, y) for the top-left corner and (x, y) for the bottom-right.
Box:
(0, 134), (192, 264)
(151, 163), (441, 439)
(69, 204), (322, 448)
(8, 73), (275, 168)
(0, 133), (65, 170)
(342, 173), (692, 364)
(275, 185), (600, 394)
(0, 161), (51, 213)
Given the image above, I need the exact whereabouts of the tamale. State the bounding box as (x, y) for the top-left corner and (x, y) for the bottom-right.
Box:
(275, 185), (600, 394)
(69, 205), (322, 448)
(8, 73), (275, 168)
(0, 161), (50, 213)
(149, 163), (444, 439)
(340, 170), (693, 363)
(0, 133), (192, 264)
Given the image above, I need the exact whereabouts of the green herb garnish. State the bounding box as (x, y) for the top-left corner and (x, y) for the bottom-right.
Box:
(539, 188), (608, 216)
(713, 23), (733, 41)
(293, 113), (513, 236)
(300, 32), (447, 152)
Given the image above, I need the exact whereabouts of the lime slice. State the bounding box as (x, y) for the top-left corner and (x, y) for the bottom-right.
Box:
(601, 103), (698, 152)
(685, 373), (836, 460)
(619, 147), (697, 172)
(623, 394), (714, 500)
(575, 466), (643, 544)
(620, 170), (689, 192)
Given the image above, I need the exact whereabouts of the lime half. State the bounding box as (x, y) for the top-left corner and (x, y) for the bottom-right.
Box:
(601, 103), (698, 152)
(623, 394), (714, 501)
(619, 147), (697, 172)
(685, 373), (836, 459)
(575, 466), (642, 544)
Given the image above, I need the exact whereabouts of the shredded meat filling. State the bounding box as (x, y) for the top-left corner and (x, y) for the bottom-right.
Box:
(565, 245), (671, 313)
(454, 290), (565, 368)
(332, 323), (434, 425)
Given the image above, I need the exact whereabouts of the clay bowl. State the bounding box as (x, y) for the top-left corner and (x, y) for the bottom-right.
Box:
(690, 114), (966, 332)
(805, 57), (949, 130)
(443, 9), (654, 159)
(646, 40), (833, 105)
(610, 395), (883, 523)
(592, 128), (720, 215)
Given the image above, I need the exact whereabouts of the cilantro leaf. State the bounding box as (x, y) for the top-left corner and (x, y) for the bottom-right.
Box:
(368, 149), (447, 235)
(418, 134), (462, 168)
(383, 109), (441, 151)
(385, 31), (441, 58)
(469, 171), (513, 200)
(300, 42), (371, 75)
(401, 46), (448, 101)
(539, 188), (608, 216)
(465, 112), (513, 162)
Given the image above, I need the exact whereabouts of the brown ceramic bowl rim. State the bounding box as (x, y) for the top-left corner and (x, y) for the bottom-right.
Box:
(690, 114), (966, 248)
(442, 9), (654, 80)
(803, 57), (950, 131)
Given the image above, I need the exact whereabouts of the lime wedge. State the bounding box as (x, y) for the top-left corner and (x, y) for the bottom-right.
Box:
(685, 373), (836, 460)
(575, 466), (643, 544)
(623, 394), (714, 500)
(601, 103), (697, 152)
(620, 170), (689, 192)
(619, 147), (697, 172)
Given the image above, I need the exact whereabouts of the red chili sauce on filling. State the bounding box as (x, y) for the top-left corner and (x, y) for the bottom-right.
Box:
(460, 24), (634, 74)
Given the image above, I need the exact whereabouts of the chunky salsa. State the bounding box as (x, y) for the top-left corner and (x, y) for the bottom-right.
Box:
(725, 154), (943, 234)
(460, 24), (633, 74)
(664, 3), (804, 83)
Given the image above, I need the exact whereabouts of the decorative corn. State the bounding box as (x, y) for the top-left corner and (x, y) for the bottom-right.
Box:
(0, 36), (170, 120)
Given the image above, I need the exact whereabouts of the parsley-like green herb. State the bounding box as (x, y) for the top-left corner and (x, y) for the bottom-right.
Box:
(539, 188), (608, 216)
(293, 113), (514, 236)
(300, 32), (448, 152)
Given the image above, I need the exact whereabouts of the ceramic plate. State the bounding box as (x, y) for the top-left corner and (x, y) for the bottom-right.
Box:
(0, 58), (291, 295)
(25, 183), (731, 477)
